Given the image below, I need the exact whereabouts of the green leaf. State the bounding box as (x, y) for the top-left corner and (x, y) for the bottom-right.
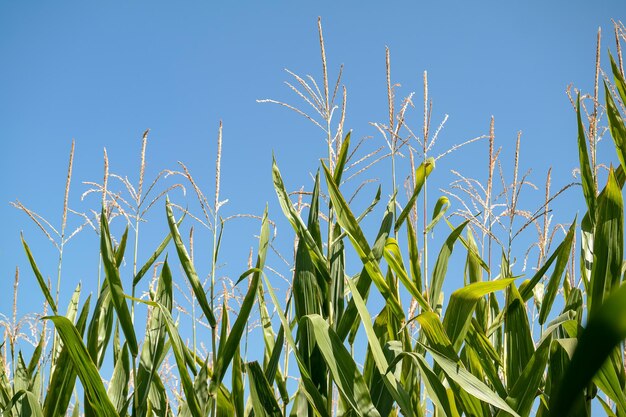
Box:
(272, 156), (331, 283)
(577, 94), (597, 223)
(86, 281), (114, 369)
(321, 161), (404, 319)
(384, 237), (430, 312)
(21, 235), (57, 314)
(246, 361), (282, 417)
(610, 53), (626, 112)
(114, 226), (128, 268)
(551, 281), (626, 416)
(45, 297), (91, 417)
(589, 168), (623, 317)
(107, 343), (130, 416)
(395, 157), (434, 233)
(165, 198), (217, 328)
(443, 278), (515, 352)
(210, 209), (269, 395)
(133, 211), (184, 287)
(423, 345), (520, 417)
(344, 275), (415, 417)
(425, 196), (450, 233)
(496, 335), (552, 417)
(333, 132), (351, 185)
(505, 283), (534, 388)
(100, 209), (138, 358)
(429, 220), (469, 310)
(303, 314), (381, 417)
(261, 272), (331, 417)
(131, 297), (202, 417)
(136, 259), (173, 417)
(337, 197), (393, 342)
(44, 316), (119, 417)
(538, 219), (576, 324)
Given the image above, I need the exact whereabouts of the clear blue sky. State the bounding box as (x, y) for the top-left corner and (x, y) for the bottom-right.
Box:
(0, 1), (622, 365)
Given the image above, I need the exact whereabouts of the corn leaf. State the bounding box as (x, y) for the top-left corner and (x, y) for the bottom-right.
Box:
(429, 220), (469, 311)
(395, 157), (434, 233)
(443, 278), (514, 352)
(165, 198), (216, 328)
(538, 219), (576, 324)
(210, 209), (269, 395)
(303, 314), (381, 417)
(577, 94), (597, 223)
(44, 316), (118, 417)
(20, 235), (58, 314)
(345, 275), (415, 417)
(551, 281), (626, 415)
(589, 168), (623, 317)
(322, 161), (404, 319)
(246, 361), (282, 417)
(100, 209), (138, 358)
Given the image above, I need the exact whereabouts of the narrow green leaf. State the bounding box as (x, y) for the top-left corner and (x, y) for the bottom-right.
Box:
(577, 94), (597, 222)
(384, 237), (430, 312)
(429, 220), (469, 310)
(345, 275), (415, 417)
(505, 283), (534, 387)
(423, 345), (520, 417)
(303, 314), (381, 417)
(395, 158), (435, 233)
(443, 278), (514, 352)
(165, 198), (216, 328)
(100, 209), (138, 358)
(131, 297), (202, 417)
(551, 281), (626, 415)
(136, 259), (172, 417)
(337, 196), (393, 341)
(589, 168), (623, 317)
(272, 157), (331, 283)
(610, 53), (626, 112)
(261, 272), (331, 417)
(107, 343), (129, 416)
(133, 211), (184, 286)
(86, 281), (114, 369)
(210, 209), (269, 394)
(246, 361), (282, 417)
(425, 196), (450, 233)
(333, 132), (351, 185)
(21, 235), (57, 314)
(321, 161), (404, 318)
(44, 316), (119, 417)
(538, 219), (576, 324)
(496, 335), (552, 417)
(114, 226), (128, 268)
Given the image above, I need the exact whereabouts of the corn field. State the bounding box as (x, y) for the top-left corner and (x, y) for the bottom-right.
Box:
(4, 18), (626, 417)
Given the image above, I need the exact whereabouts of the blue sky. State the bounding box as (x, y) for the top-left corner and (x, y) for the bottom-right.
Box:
(0, 0), (623, 376)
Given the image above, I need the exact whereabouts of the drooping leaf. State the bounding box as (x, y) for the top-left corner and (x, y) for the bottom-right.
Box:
(165, 198), (216, 328)
(443, 278), (514, 352)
